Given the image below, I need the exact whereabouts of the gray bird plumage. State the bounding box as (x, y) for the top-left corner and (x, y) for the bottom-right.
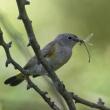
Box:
(4, 33), (80, 86)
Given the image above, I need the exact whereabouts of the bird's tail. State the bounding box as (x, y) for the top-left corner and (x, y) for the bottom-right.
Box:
(4, 73), (24, 86)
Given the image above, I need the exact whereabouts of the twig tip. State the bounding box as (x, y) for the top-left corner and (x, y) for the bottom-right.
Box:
(7, 41), (12, 48)
(97, 98), (105, 106)
(17, 15), (22, 20)
(25, 0), (30, 5)
(5, 59), (11, 67)
(27, 42), (31, 47)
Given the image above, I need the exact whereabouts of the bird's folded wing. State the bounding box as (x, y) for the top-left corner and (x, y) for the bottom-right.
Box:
(24, 41), (56, 69)
(41, 41), (56, 58)
(24, 56), (39, 69)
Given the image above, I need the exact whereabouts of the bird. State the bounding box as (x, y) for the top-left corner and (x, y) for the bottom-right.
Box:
(4, 33), (81, 86)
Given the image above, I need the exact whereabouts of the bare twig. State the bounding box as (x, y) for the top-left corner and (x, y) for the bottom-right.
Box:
(71, 93), (110, 110)
(1, 0), (110, 110)
(15, 0), (76, 110)
(0, 28), (60, 110)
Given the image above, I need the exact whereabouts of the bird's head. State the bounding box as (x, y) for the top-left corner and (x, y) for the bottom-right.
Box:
(55, 33), (91, 62)
(55, 33), (81, 48)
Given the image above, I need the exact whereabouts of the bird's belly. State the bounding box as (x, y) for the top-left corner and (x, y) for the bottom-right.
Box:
(32, 47), (72, 77)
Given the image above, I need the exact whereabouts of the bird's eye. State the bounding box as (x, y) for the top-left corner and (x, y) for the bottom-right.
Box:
(68, 37), (72, 39)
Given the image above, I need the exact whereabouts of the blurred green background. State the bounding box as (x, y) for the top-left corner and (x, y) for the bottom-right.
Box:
(0, 0), (110, 110)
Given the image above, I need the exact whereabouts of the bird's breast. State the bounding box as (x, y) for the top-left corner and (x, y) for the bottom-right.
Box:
(46, 46), (72, 70)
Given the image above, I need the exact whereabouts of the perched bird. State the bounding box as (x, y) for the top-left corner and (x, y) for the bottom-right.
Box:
(4, 33), (82, 86)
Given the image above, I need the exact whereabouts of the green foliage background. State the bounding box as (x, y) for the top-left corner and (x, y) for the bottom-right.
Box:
(0, 0), (110, 110)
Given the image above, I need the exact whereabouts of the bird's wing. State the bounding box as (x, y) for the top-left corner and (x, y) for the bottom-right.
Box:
(41, 41), (56, 58)
(24, 41), (56, 69)
(24, 56), (38, 69)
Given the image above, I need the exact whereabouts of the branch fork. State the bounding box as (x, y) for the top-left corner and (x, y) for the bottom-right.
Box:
(0, 0), (110, 110)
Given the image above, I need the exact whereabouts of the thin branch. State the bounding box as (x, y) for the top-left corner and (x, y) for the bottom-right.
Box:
(15, 0), (76, 110)
(71, 93), (110, 110)
(1, 0), (110, 110)
(0, 28), (60, 110)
